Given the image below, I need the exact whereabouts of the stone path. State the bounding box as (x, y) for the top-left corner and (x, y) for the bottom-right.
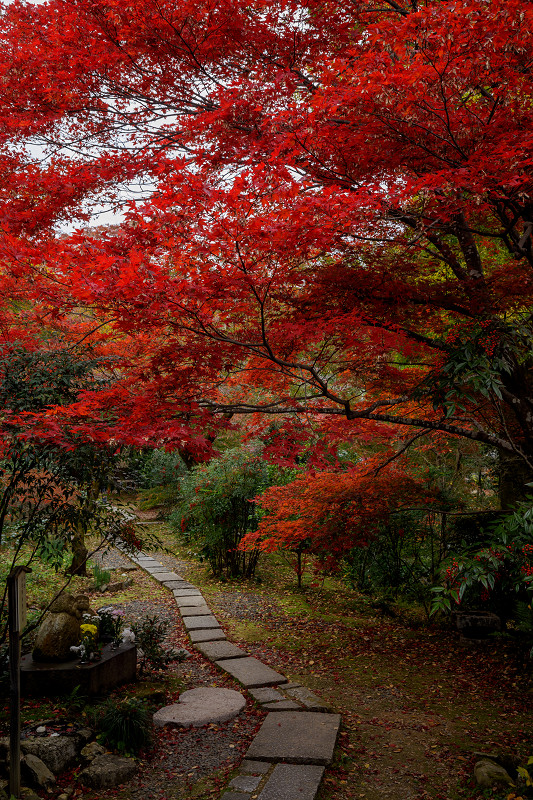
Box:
(124, 548), (341, 800)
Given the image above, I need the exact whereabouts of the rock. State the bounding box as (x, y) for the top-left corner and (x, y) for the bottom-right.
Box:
(32, 593), (96, 662)
(22, 734), (80, 773)
(20, 787), (41, 800)
(21, 753), (56, 790)
(474, 759), (514, 788)
(32, 612), (81, 662)
(473, 751), (520, 778)
(56, 788), (74, 800)
(80, 753), (137, 788)
(77, 728), (94, 745)
(80, 742), (106, 762)
(456, 611), (501, 640)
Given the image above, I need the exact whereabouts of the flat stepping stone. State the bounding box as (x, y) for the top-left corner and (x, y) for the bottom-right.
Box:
(249, 687), (285, 703)
(188, 628), (226, 643)
(284, 686), (332, 712)
(150, 572), (182, 582)
(195, 641), (248, 661)
(228, 774), (262, 792)
(180, 605), (213, 617)
(153, 688), (245, 728)
(182, 615), (220, 631)
(262, 700), (301, 711)
(257, 764), (325, 800)
(216, 657), (288, 689)
(173, 588), (204, 597)
(240, 760), (271, 774)
(246, 712), (341, 765)
(163, 580), (193, 589)
(174, 594), (207, 607)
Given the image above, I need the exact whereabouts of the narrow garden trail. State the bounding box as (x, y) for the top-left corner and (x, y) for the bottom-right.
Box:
(84, 516), (532, 800)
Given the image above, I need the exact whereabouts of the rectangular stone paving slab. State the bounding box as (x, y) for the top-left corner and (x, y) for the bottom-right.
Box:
(174, 595), (207, 607)
(248, 687), (285, 704)
(179, 605), (213, 617)
(188, 628), (226, 643)
(173, 589), (204, 597)
(257, 764), (325, 800)
(151, 572), (183, 582)
(216, 657), (288, 689)
(245, 712), (341, 765)
(284, 686), (332, 712)
(195, 641), (248, 661)
(163, 580), (193, 589)
(229, 774), (262, 792)
(262, 700), (301, 711)
(240, 760), (271, 775)
(182, 615), (221, 631)
(143, 565), (170, 572)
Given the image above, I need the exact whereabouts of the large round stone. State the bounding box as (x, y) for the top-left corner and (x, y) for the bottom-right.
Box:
(153, 688), (246, 728)
(32, 613), (81, 662)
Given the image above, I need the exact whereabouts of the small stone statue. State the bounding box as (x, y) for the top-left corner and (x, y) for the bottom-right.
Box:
(32, 594), (97, 662)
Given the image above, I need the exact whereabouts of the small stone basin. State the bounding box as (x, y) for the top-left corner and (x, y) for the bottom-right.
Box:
(21, 643), (137, 696)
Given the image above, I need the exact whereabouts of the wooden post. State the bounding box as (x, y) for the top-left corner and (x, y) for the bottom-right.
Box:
(8, 566), (31, 800)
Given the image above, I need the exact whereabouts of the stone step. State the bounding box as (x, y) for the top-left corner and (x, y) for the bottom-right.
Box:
(143, 565), (171, 573)
(256, 764), (325, 800)
(173, 594), (207, 607)
(195, 641), (248, 661)
(161, 580), (191, 590)
(172, 588), (204, 597)
(188, 628), (226, 643)
(150, 572), (183, 582)
(283, 685), (333, 713)
(215, 657), (288, 689)
(182, 615), (221, 631)
(262, 700), (301, 711)
(153, 688), (246, 729)
(180, 605), (213, 617)
(245, 711), (341, 765)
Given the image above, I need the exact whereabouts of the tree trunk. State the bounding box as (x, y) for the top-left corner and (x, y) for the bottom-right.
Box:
(66, 526), (88, 576)
(498, 448), (533, 510)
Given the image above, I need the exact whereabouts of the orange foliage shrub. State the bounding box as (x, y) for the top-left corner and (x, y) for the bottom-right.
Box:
(241, 458), (432, 568)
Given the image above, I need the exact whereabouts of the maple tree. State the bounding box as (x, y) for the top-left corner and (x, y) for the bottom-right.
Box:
(0, 343), (141, 642)
(0, 0), (532, 500)
(240, 457), (432, 570)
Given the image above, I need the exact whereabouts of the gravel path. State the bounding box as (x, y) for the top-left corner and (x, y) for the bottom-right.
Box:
(78, 545), (265, 800)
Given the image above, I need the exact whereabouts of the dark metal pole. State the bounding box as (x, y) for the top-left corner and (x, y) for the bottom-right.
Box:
(8, 566), (31, 800)
(8, 573), (21, 799)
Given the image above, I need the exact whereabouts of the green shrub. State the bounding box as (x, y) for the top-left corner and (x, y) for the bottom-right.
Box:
(140, 449), (187, 489)
(132, 614), (185, 675)
(172, 446), (271, 578)
(93, 697), (152, 755)
(92, 562), (112, 589)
